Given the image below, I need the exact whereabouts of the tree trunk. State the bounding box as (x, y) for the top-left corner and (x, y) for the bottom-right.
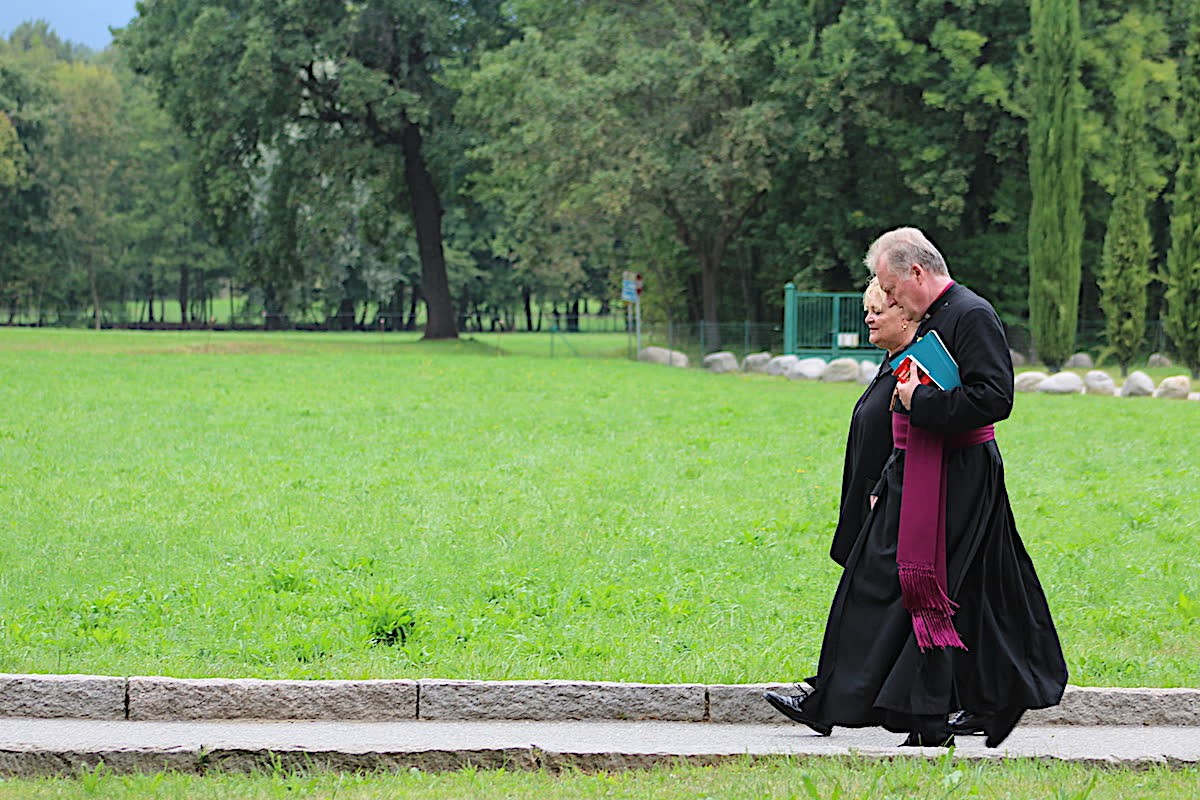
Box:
(333, 296), (356, 330)
(399, 119), (456, 339)
(263, 284), (285, 330)
(178, 263), (191, 329)
(405, 285), (421, 331)
(85, 259), (101, 331)
(384, 282), (405, 331)
(699, 251), (721, 350)
(523, 285), (534, 331)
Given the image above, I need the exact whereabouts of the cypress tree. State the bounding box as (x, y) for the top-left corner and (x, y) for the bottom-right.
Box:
(1027, 0), (1083, 372)
(1098, 68), (1154, 377)
(1165, 8), (1200, 379)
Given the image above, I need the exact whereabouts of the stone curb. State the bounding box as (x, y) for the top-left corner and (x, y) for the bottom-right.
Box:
(2, 674), (1198, 726)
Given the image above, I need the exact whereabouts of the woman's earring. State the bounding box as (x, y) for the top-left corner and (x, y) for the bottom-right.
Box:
(902, 321), (909, 331)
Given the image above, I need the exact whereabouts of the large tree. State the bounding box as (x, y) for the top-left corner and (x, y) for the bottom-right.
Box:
(1093, 12), (1176, 374)
(1028, 0), (1084, 371)
(753, 0), (1027, 319)
(112, 69), (230, 326)
(459, 1), (786, 341)
(45, 61), (124, 328)
(0, 33), (58, 322)
(121, 0), (510, 339)
(1098, 69), (1154, 375)
(1164, 4), (1200, 377)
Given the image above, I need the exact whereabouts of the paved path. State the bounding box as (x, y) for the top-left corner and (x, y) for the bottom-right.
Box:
(2, 717), (1198, 776)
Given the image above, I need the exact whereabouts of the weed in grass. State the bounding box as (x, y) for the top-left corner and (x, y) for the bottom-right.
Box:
(353, 589), (418, 646)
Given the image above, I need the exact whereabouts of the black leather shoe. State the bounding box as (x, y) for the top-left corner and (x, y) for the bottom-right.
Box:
(899, 731), (956, 747)
(762, 690), (833, 736)
(947, 709), (990, 735)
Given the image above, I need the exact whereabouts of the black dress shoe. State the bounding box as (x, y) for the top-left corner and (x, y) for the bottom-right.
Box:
(899, 730), (956, 747)
(947, 709), (990, 735)
(762, 690), (833, 736)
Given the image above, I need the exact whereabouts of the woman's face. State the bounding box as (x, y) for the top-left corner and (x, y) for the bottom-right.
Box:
(865, 300), (913, 353)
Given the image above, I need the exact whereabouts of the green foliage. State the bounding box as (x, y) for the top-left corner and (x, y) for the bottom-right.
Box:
(4, 2), (1200, 350)
(459, 1), (786, 333)
(1028, 0), (1084, 371)
(1097, 14), (1170, 375)
(1164, 7), (1200, 378)
(120, 0), (516, 338)
(0, 109), (25, 188)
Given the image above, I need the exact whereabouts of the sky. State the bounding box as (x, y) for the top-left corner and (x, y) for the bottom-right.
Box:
(1, 0), (140, 51)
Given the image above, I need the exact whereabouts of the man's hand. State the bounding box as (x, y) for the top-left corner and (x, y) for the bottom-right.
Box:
(895, 370), (917, 410)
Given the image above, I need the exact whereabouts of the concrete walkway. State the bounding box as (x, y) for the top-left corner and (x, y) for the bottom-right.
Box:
(2, 674), (1198, 776)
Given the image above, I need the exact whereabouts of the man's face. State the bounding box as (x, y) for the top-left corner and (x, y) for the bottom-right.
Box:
(876, 264), (921, 316)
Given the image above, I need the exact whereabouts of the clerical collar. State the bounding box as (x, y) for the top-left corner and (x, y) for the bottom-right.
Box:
(920, 281), (956, 321)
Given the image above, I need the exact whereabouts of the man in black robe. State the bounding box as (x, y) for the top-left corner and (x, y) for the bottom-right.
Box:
(782, 227), (1067, 748)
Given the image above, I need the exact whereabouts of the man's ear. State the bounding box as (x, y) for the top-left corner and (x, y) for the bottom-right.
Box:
(910, 263), (925, 282)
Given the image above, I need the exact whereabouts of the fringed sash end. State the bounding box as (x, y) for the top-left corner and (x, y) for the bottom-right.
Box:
(899, 565), (968, 652)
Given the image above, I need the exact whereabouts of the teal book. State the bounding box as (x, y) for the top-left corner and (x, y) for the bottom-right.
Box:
(891, 330), (961, 390)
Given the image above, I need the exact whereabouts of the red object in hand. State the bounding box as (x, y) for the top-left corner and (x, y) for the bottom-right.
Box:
(894, 357), (935, 386)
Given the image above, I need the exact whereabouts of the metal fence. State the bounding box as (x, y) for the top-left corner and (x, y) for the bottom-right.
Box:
(782, 286), (877, 360)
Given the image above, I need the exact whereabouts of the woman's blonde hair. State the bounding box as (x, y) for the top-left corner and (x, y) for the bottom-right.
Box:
(863, 277), (887, 313)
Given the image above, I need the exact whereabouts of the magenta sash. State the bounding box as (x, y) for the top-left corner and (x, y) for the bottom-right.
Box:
(891, 415), (994, 651)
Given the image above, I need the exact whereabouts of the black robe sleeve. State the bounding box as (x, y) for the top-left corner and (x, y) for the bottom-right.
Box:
(908, 285), (1014, 433)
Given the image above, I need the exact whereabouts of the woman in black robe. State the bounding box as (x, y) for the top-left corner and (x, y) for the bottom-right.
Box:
(777, 228), (1067, 748)
(763, 279), (915, 728)
(829, 280), (915, 567)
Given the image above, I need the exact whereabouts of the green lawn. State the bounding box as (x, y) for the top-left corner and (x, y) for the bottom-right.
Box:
(0, 328), (1196, 687)
(1, 755), (1197, 799)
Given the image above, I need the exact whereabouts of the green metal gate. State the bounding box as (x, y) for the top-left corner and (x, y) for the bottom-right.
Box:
(782, 284), (875, 359)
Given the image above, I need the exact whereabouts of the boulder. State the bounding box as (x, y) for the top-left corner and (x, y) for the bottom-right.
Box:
(1083, 371), (1115, 396)
(1038, 372), (1084, 394)
(786, 357), (827, 380)
(1064, 352), (1094, 369)
(1154, 375), (1192, 399)
(1015, 371), (1048, 393)
(1120, 371), (1155, 397)
(1010, 350), (1027, 367)
(1148, 353), (1174, 368)
(1191, 393), (1200, 402)
(638, 346), (689, 368)
(859, 360), (878, 384)
(702, 351), (738, 374)
(821, 357), (862, 382)
(766, 355), (798, 376)
(741, 352), (772, 373)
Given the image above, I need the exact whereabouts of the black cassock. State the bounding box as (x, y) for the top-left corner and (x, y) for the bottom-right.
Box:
(801, 282), (1068, 739)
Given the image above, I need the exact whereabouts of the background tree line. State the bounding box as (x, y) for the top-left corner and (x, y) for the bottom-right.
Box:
(1, 1), (1198, 374)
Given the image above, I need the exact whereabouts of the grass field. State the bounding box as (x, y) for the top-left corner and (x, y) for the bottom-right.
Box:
(0, 328), (1195, 687)
(0, 754), (1198, 799)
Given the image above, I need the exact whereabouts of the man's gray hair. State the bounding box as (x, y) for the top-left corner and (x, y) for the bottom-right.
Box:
(864, 227), (950, 278)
